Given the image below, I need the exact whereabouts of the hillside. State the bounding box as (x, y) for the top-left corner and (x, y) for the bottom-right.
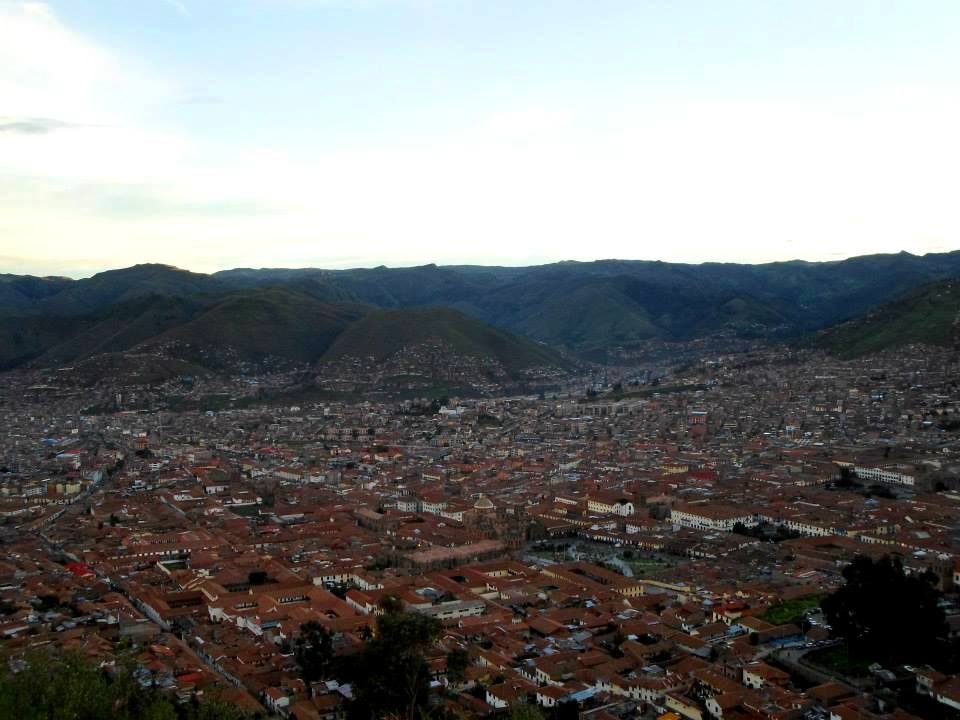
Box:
(477, 273), (789, 355)
(321, 306), (563, 373)
(31, 295), (209, 368)
(815, 281), (960, 358)
(211, 250), (960, 354)
(0, 289), (369, 371)
(0, 273), (73, 313)
(151, 290), (368, 366)
(3, 250), (960, 363)
(0, 288), (563, 397)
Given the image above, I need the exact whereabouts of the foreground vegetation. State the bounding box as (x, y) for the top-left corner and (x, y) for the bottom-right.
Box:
(821, 555), (951, 669)
(0, 651), (255, 720)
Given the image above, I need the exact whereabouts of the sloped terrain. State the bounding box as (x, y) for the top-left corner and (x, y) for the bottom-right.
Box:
(321, 306), (564, 373)
(815, 281), (960, 358)
(2, 250), (960, 365)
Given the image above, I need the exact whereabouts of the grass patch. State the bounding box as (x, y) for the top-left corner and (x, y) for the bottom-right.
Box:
(760, 596), (823, 626)
(805, 644), (873, 678)
(628, 558), (668, 576)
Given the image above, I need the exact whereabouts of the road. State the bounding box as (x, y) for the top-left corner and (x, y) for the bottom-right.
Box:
(16, 466), (109, 532)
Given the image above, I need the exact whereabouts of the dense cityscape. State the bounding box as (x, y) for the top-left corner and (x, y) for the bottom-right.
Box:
(6, 2), (960, 718)
(2, 336), (960, 720)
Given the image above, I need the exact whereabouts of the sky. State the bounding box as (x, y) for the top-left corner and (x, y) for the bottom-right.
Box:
(2, 1), (960, 278)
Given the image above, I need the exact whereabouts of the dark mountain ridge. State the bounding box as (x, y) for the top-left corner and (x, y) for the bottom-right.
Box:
(0, 285), (563, 380)
(814, 280), (960, 358)
(2, 250), (959, 368)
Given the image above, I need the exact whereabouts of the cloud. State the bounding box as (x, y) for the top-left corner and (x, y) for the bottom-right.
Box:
(0, 116), (82, 134)
(1, 2), (958, 275)
(0, 2), (113, 122)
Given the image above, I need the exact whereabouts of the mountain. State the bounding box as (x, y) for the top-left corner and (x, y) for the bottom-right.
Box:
(473, 272), (790, 355)
(0, 273), (73, 312)
(9, 264), (219, 317)
(151, 289), (368, 367)
(815, 280), (960, 358)
(26, 294), (208, 369)
(3, 250), (960, 364)
(0, 286), (563, 398)
(210, 251), (960, 354)
(6, 288), (367, 371)
(322, 306), (563, 373)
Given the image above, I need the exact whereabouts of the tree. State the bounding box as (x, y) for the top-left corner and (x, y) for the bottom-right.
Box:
(195, 695), (254, 720)
(508, 702), (545, 720)
(837, 466), (857, 487)
(344, 602), (441, 720)
(552, 701), (580, 720)
(377, 593), (404, 615)
(822, 554), (947, 666)
(0, 649), (252, 720)
(0, 650), (111, 720)
(445, 648), (469, 686)
(294, 621), (334, 690)
(141, 703), (178, 720)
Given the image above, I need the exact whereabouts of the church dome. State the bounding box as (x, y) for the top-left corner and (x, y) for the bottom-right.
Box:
(474, 494), (495, 510)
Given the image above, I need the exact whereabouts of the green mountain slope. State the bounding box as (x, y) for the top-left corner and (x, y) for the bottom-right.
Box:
(213, 251), (960, 354)
(815, 281), (960, 357)
(0, 315), (77, 370)
(3, 288), (559, 384)
(152, 289), (368, 365)
(32, 295), (209, 367)
(321, 306), (564, 373)
(2, 290), (368, 371)
(3, 250), (960, 364)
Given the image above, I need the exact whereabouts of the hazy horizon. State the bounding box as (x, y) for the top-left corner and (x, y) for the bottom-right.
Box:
(6, 246), (958, 281)
(3, 1), (959, 276)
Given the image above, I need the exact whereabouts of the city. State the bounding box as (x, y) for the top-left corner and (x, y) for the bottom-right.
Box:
(5, 1), (960, 718)
(2, 337), (959, 719)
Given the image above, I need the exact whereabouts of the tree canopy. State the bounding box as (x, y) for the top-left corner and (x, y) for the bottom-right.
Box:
(445, 648), (469, 685)
(0, 650), (256, 720)
(508, 703), (546, 720)
(822, 554), (947, 665)
(294, 620), (334, 689)
(341, 597), (442, 720)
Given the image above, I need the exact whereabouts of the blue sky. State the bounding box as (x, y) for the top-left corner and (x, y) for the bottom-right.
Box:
(2, 1), (959, 276)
